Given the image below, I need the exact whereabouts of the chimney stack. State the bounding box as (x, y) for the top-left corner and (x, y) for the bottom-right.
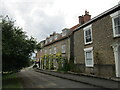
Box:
(78, 10), (91, 25)
(78, 15), (84, 25)
(83, 10), (91, 23)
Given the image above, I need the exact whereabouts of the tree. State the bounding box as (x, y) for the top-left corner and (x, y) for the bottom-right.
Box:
(2, 16), (38, 72)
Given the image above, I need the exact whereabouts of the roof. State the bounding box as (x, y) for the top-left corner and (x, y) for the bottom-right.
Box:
(70, 24), (80, 31)
(44, 24), (81, 46)
(44, 36), (68, 47)
(74, 4), (120, 32)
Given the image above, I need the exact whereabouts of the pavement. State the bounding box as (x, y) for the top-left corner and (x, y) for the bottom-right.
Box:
(17, 69), (100, 88)
(34, 68), (120, 89)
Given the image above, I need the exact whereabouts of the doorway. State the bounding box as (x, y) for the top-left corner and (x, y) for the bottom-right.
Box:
(112, 40), (120, 77)
(117, 46), (120, 77)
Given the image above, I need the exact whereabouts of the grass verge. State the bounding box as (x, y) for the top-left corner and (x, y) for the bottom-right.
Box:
(2, 73), (23, 88)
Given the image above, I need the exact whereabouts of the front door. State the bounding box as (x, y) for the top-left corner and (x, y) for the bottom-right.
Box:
(112, 43), (120, 77)
(112, 40), (120, 77)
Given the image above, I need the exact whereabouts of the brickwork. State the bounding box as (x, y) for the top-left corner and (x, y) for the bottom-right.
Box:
(43, 38), (70, 60)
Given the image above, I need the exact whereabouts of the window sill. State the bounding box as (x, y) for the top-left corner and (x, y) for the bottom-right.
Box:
(61, 52), (66, 54)
(84, 42), (93, 45)
(86, 65), (94, 67)
(113, 35), (120, 38)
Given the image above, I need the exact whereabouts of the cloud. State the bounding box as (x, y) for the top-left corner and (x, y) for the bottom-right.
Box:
(1, 0), (66, 41)
(23, 9), (66, 41)
(1, 0), (119, 42)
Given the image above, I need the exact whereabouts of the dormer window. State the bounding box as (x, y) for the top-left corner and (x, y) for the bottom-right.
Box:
(54, 35), (58, 40)
(49, 37), (53, 42)
(62, 30), (66, 37)
(45, 40), (48, 44)
(110, 10), (120, 37)
(41, 43), (43, 47)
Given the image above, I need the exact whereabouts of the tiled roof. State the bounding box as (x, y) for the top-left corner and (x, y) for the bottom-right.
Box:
(70, 24), (80, 31)
(41, 24), (81, 46)
(44, 32), (66, 46)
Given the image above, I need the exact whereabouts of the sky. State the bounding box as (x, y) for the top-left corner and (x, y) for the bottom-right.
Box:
(1, 0), (120, 42)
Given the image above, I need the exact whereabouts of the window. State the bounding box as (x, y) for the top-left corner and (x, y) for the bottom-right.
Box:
(84, 47), (94, 67)
(62, 30), (66, 37)
(54, 35), (58, 40)
(54, 47), (56, 54)
(45, 50), (47, 55)
(74, 57), (77, 64)
(84, 24), (92, 44)
(45, 39), (49, 44)
(110, 11), (120, 37)
(53, 59), (58, 68)
(45, 40), (47, 44)
(49, 36), (53, 42)
(49, 48), (52, 54)
(41, 43), (43, 47)
(44, 59), (46, 66)
(61, 44), (66, 53)
(40, 49), (42, 53)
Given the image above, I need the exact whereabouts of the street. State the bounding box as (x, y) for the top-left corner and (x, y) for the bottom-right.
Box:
(17, 69), (99, 88)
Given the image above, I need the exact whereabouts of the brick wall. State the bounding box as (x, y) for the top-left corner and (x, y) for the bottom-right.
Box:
(43, 38), (70, 60)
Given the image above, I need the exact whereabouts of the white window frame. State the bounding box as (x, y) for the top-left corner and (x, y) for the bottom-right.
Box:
(49, 36), (53, 42)
(49, 48), (52, 54)
(41, 43), (43, 47)
(110, 10), (120, 37)
(54, 47), (56, 54)
(83, 24), (93, 45)
(74, 57), (77, 64)
(49, 38), (52, 42)
(54, 35), (58, 40)
(62, 30), (66, 37)
(40, 49), (42, 53)
(61, 44), (66, 53)
(45, 50), (47, 55)
(84, 47), (94, 67)
(45, 40), (47, 44)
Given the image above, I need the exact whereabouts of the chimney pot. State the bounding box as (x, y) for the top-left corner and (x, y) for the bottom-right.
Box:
(85, 10), (89, 15)
(78, 11), (91, 25)
(84, 10), (91, 23)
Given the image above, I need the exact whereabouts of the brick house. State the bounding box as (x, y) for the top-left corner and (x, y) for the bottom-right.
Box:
(37, 29), (73, 69)
(36, 40), (45, 69)
(73, 4), (120, 78)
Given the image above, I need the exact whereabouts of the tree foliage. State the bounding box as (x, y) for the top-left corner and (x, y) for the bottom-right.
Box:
(2, 16), (38, 72)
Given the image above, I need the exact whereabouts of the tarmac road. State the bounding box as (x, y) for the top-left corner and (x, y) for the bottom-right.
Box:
(17, 69), (100, 88)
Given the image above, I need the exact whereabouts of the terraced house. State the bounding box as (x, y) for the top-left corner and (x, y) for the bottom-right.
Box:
(36, 3), (120, 78)
(73, 4), (120, 78)
(36, 28), (75, 70)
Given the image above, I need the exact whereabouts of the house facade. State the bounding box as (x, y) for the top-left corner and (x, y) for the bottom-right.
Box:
(36, 4), (120, 78)
(37, 29), (73, 70)
(73, 4), (120, 78)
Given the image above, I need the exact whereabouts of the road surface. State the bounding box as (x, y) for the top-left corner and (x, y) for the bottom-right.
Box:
(17, 69), (100, 88)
